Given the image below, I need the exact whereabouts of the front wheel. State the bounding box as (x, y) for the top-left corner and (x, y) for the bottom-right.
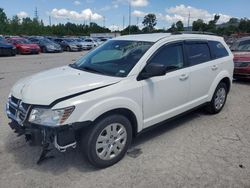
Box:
(206, 82), (228, 114)
(81, 115), (132, 168)
(66, 46), (71, 52)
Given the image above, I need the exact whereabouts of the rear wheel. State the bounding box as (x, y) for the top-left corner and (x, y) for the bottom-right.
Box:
(206, 82), (228, 114)
(81, 115), (132, 168)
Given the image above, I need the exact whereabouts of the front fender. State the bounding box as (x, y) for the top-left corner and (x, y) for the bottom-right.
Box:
(79, 97), (143, 132)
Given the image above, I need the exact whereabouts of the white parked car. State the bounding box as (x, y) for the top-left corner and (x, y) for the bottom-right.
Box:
(84, 38), (99, 47)
(6, 33), (234, 168)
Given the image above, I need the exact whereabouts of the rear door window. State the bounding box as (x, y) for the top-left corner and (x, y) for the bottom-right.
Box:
(209, 41), (229, 59)
(185, 42), (211, 66)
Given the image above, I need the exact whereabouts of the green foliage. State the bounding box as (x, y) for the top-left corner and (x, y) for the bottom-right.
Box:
(167, 21), (184, 32)
(0, 7), (111, 36)
(121, 25), (141, 35)
(142, 13), (157, 32)
(0, 8), (8, 33)
(176, 21), (184, 31)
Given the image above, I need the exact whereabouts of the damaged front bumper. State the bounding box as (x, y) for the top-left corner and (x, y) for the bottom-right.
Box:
(6, 95), (91, 152)
(8, 120), (91, 152)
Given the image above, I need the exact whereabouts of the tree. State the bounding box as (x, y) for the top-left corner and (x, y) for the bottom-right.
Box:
(176, 21), (184, 31)
(192, 19), (206, 31)
(142, 13), (157, 33)
(121, 25), (140, 35)
(9, 15), (20, 34)
(167, 23), (177, 32)
(239, 18), (250, 32)
(0, 8), (8, 34)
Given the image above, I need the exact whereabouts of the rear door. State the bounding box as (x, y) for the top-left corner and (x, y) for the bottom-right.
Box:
(184, 40), (219, 107)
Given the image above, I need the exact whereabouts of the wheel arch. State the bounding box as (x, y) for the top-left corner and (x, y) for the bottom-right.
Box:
(208, 71), (232, 101)
(93, 108), (138, 137)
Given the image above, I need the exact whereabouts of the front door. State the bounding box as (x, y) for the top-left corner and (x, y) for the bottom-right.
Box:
(141, 42), (190, 128)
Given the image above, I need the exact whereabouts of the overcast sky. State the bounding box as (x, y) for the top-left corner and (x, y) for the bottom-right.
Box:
(1, 0), (250, 31)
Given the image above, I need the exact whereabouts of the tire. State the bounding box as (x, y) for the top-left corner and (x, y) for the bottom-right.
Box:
(81, 114), (132, 168)
(41, 47), (47, 53)
(12, 49), (16, 56)
(66, 46), (71, 52)
(206, 82), (228, 114)
(17, 48), (21, 54)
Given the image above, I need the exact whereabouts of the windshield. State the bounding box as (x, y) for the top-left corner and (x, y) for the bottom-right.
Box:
(15, 39), (31, 44)
(64, 38), (75, 42)
(85, 39), (92, 42)
(70, 40), (153, 77)
(232, 40), (250, 51)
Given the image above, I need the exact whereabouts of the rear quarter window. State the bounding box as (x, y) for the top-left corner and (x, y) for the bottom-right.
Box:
(185, 42), (211, 66)
(209, 41), (229, 59)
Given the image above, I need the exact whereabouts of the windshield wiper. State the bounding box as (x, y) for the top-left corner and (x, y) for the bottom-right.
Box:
(80, 66), (107, 75)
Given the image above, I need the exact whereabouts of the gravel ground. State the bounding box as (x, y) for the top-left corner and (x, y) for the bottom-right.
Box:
(0, 52), (250, 188)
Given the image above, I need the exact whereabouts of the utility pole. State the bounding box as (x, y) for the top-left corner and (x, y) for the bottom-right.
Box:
(187, 11), (190, 31)
(49, 16), (51, 26)
(34, 7), (38, 20)
(123, 15), (125, 30)
(137, 17), (139, 26)
(103, 16), (106, 28)
(89, 15), (92, 25)
(128, 1), (131, 34)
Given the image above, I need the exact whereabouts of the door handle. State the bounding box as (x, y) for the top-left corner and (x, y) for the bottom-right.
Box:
(179, 74), (189, 81)
(211, 65), (218, 71)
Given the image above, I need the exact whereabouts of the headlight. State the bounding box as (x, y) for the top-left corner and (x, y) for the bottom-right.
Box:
(47, 45), (55, 49)
(29, 106), (75, 126)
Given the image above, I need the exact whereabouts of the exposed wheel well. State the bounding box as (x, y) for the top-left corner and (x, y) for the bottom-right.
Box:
(94, 108), (138, 137)
(220, 77), (231, 93)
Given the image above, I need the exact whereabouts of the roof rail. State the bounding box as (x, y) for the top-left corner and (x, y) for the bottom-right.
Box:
(171, 31), (217, 35)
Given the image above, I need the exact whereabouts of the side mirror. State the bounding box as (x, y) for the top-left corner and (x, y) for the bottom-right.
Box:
(138, 63), (166, 80)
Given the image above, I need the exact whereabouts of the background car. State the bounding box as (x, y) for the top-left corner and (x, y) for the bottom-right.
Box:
(84, 38), (99, 48)
(53, 38), (83, 51)
(73, 38), (92, 50)
(231, 37), (250, 79)
(28, 37), (62, 53)
(7, 37), (40, 54)
(0, 36), (16, 56)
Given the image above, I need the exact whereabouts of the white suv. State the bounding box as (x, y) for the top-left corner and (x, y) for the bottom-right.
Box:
(6, 33), (234, 167)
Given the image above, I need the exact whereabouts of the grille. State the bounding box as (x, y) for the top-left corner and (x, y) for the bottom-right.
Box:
(235, 62), (250, 67)
(7, 96), (31, 125)
(0, 48), (12, 55)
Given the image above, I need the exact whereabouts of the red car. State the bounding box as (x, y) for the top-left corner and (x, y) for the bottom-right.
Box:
(7, 37), (40, 54)
(231, 37), (250, 79)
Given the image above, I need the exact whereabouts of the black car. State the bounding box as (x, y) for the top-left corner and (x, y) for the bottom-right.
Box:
(28, 37), (62, 53)
(0, 37), (16, 56)
(53, 38), (83, 51)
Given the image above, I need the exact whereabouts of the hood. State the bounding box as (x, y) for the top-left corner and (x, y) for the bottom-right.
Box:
(0, 40), (14, 48)
(11, 66), (121, 106)
(233, 51), (250, 62)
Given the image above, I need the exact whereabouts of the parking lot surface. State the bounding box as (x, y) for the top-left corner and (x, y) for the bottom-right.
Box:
(0, 52), (250, 188)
